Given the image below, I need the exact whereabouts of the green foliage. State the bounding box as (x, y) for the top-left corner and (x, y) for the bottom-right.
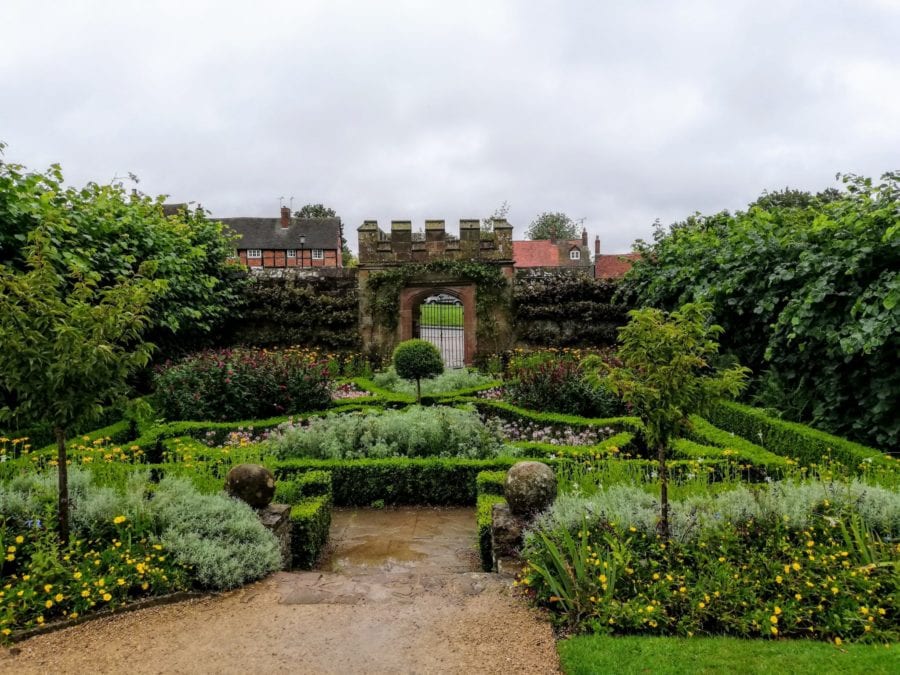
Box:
(290, 496), (332, 569)
(268, 406), (507, 460)
(707, 401), (895, 472)
(153, 348), (332, 421)
(226, 276), (359, 350)
(275, 471), (333, 503)
(372, 367), (495, 398)
(150, 478), (282, 589)
(0, 151), (244, 350)
(621, 173), (900, 448)
(392, 340), (444, 402)
(506, 356), (625, 418)
(273, 457), (535, 506)
(477, 493), (506, 571)
(513, 275), (628, 347)
(475, 470), (507, 497)
(464, 397), (644, 435)
(527, 211), (578, 240)
(524, 480), (900, 641)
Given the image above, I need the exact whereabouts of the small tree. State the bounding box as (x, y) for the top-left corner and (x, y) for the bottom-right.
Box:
(392, 339), (444, 403)
(585, 303), (749, 539)
(0, 230), (160, 543)
(527, 211), (578, 240)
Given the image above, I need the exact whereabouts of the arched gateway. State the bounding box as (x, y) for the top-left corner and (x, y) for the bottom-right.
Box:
(357, 219), (515, 366)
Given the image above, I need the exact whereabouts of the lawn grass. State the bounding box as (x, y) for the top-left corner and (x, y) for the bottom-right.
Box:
(419, 303), (463, 327)
(557, 635), (899, 675)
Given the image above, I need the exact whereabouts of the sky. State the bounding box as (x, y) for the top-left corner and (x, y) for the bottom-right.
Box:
(1, 1), (898, 254)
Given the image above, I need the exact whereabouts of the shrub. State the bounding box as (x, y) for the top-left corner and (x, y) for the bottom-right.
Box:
(707, 401), (895, 471)
(153, 348), (332, 421)
(273, 457), (539, 506)
(372, 367), (495, 398)
(268, 406), (508, 460)
(506, 358), (625, 418)
(523, 480), (900, 642)
(151, 478), (282, 589)
(392, 339), (444, 403)
(290, 496), (332, 569)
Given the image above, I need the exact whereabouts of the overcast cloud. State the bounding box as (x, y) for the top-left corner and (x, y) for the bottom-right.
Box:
(1, 0), (898, 252)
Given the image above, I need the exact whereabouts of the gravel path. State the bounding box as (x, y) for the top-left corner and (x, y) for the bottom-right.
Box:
(0, 508), (560, 674)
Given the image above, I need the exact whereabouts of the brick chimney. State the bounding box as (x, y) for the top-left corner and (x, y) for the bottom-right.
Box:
(280, 206), (291, 228)
(595, 235), (601, 256)
(582, 227), (588, 246)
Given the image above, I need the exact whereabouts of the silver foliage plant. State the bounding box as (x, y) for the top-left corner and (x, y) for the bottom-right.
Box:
(0, 468), (282, 590)
(528, 479), (900, 548)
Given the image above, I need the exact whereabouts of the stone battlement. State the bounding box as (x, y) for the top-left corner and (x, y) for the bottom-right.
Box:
(358, 219), (513, 265)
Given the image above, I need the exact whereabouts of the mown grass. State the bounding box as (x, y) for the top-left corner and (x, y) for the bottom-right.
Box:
(419, 303), (463, 327)
(557, 635), (899, 675)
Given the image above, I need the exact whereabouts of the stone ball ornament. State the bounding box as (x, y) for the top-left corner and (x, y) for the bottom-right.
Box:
(504, 461), (558, 516)
(225, 463), (276, 508)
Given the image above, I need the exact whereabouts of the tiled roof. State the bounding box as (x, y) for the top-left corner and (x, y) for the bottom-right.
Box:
(513, 240), (559, 267)
(595, 253), (641, 279)
(513, 239), (590, 267)
(220, 217), (341, 250)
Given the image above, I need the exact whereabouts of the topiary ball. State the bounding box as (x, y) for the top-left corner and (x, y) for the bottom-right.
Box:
(504, 461), (557, 517)
(392, 339), (444, 382)
(225, 463), (276, 509)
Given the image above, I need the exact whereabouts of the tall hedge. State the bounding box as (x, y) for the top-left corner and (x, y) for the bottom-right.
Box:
(513, 274), (629, 347)
(222, 275), (359, 350)
(621, 173), (900, 450)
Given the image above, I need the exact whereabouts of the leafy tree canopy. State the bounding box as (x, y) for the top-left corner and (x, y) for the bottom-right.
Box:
(0, 144), (244, 348)
(620, 172), (900, 449)
(0, 229), (161, 540)
(392, 339), (444, 403)
(527, 211), (579, 241)
(585, 303), (749, 537)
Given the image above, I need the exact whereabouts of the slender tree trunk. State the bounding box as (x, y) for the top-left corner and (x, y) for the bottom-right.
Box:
(416, 378), (421, 404)
(657, 442), (670, 541)
(55, 426), (70, 545)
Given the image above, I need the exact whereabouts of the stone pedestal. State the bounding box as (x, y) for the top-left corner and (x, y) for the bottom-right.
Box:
(490, 503), (528, 572)
(259, 503), (292, 570)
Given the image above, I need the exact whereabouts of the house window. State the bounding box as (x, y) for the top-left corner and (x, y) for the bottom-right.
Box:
(312, 249), (324, 260)
(247, 249), (262, 258)
(569, 249), (581, 260)
(286, 249), (296, 258)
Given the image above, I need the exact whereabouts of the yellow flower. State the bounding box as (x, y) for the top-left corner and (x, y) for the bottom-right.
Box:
(54, 593), (63, 602)
(14, 536), (23, 545)
(81, 590), (90, 598)
(102, 593), (112, 602)
(45, 600), (53, 609)
(769, 615), (778, 624)
(1, 629), (10, 636)
(44, 584), (53, 593)
(770, 626), (778, 636)
(795, 593), (803, 601)
(69, 612), (78, 620)
(834, 637), (843, 646)
(113, 515), (127, 525)
(792, 562), (801, 571)
(775, 576), (783, 584)
(117, 578), (126, 586)
(774, 606), (782, 615)
(36, 616), (44, 625)
(698, 602), (706, 609)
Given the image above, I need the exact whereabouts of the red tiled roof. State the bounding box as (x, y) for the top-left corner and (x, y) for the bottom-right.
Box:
(513, 240), (559, 267)
(595, 253), (641, 279)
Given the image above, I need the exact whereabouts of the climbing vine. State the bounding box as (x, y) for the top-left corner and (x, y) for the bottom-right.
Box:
(364, 260), (511, 348)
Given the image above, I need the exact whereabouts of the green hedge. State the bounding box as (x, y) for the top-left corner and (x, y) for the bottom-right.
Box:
(272, 457), (543, 506)
(707, 401), (894, 470)
(476, 493), (506, 572)
(290, 496), (332, 569)
(476, 470), (507, 496)
(509, 432), (639, 460)
(457, 397), (644, 434)
(683, 416), (794, 477)
(275, 470), (332, 503)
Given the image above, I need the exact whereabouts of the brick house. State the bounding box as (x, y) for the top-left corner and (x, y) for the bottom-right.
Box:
(593, 236), (640, 279)
(221, 206), (343, 268)
(512, 228), (593, 272)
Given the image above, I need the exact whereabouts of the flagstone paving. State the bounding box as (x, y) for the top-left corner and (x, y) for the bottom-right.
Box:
(0, 507), (559, 674)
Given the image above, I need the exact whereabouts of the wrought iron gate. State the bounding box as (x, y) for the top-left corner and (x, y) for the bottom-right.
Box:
(414, 293), (464, 368)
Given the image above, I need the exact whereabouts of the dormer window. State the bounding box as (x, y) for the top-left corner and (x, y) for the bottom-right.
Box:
(569, 249), (581, 260)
